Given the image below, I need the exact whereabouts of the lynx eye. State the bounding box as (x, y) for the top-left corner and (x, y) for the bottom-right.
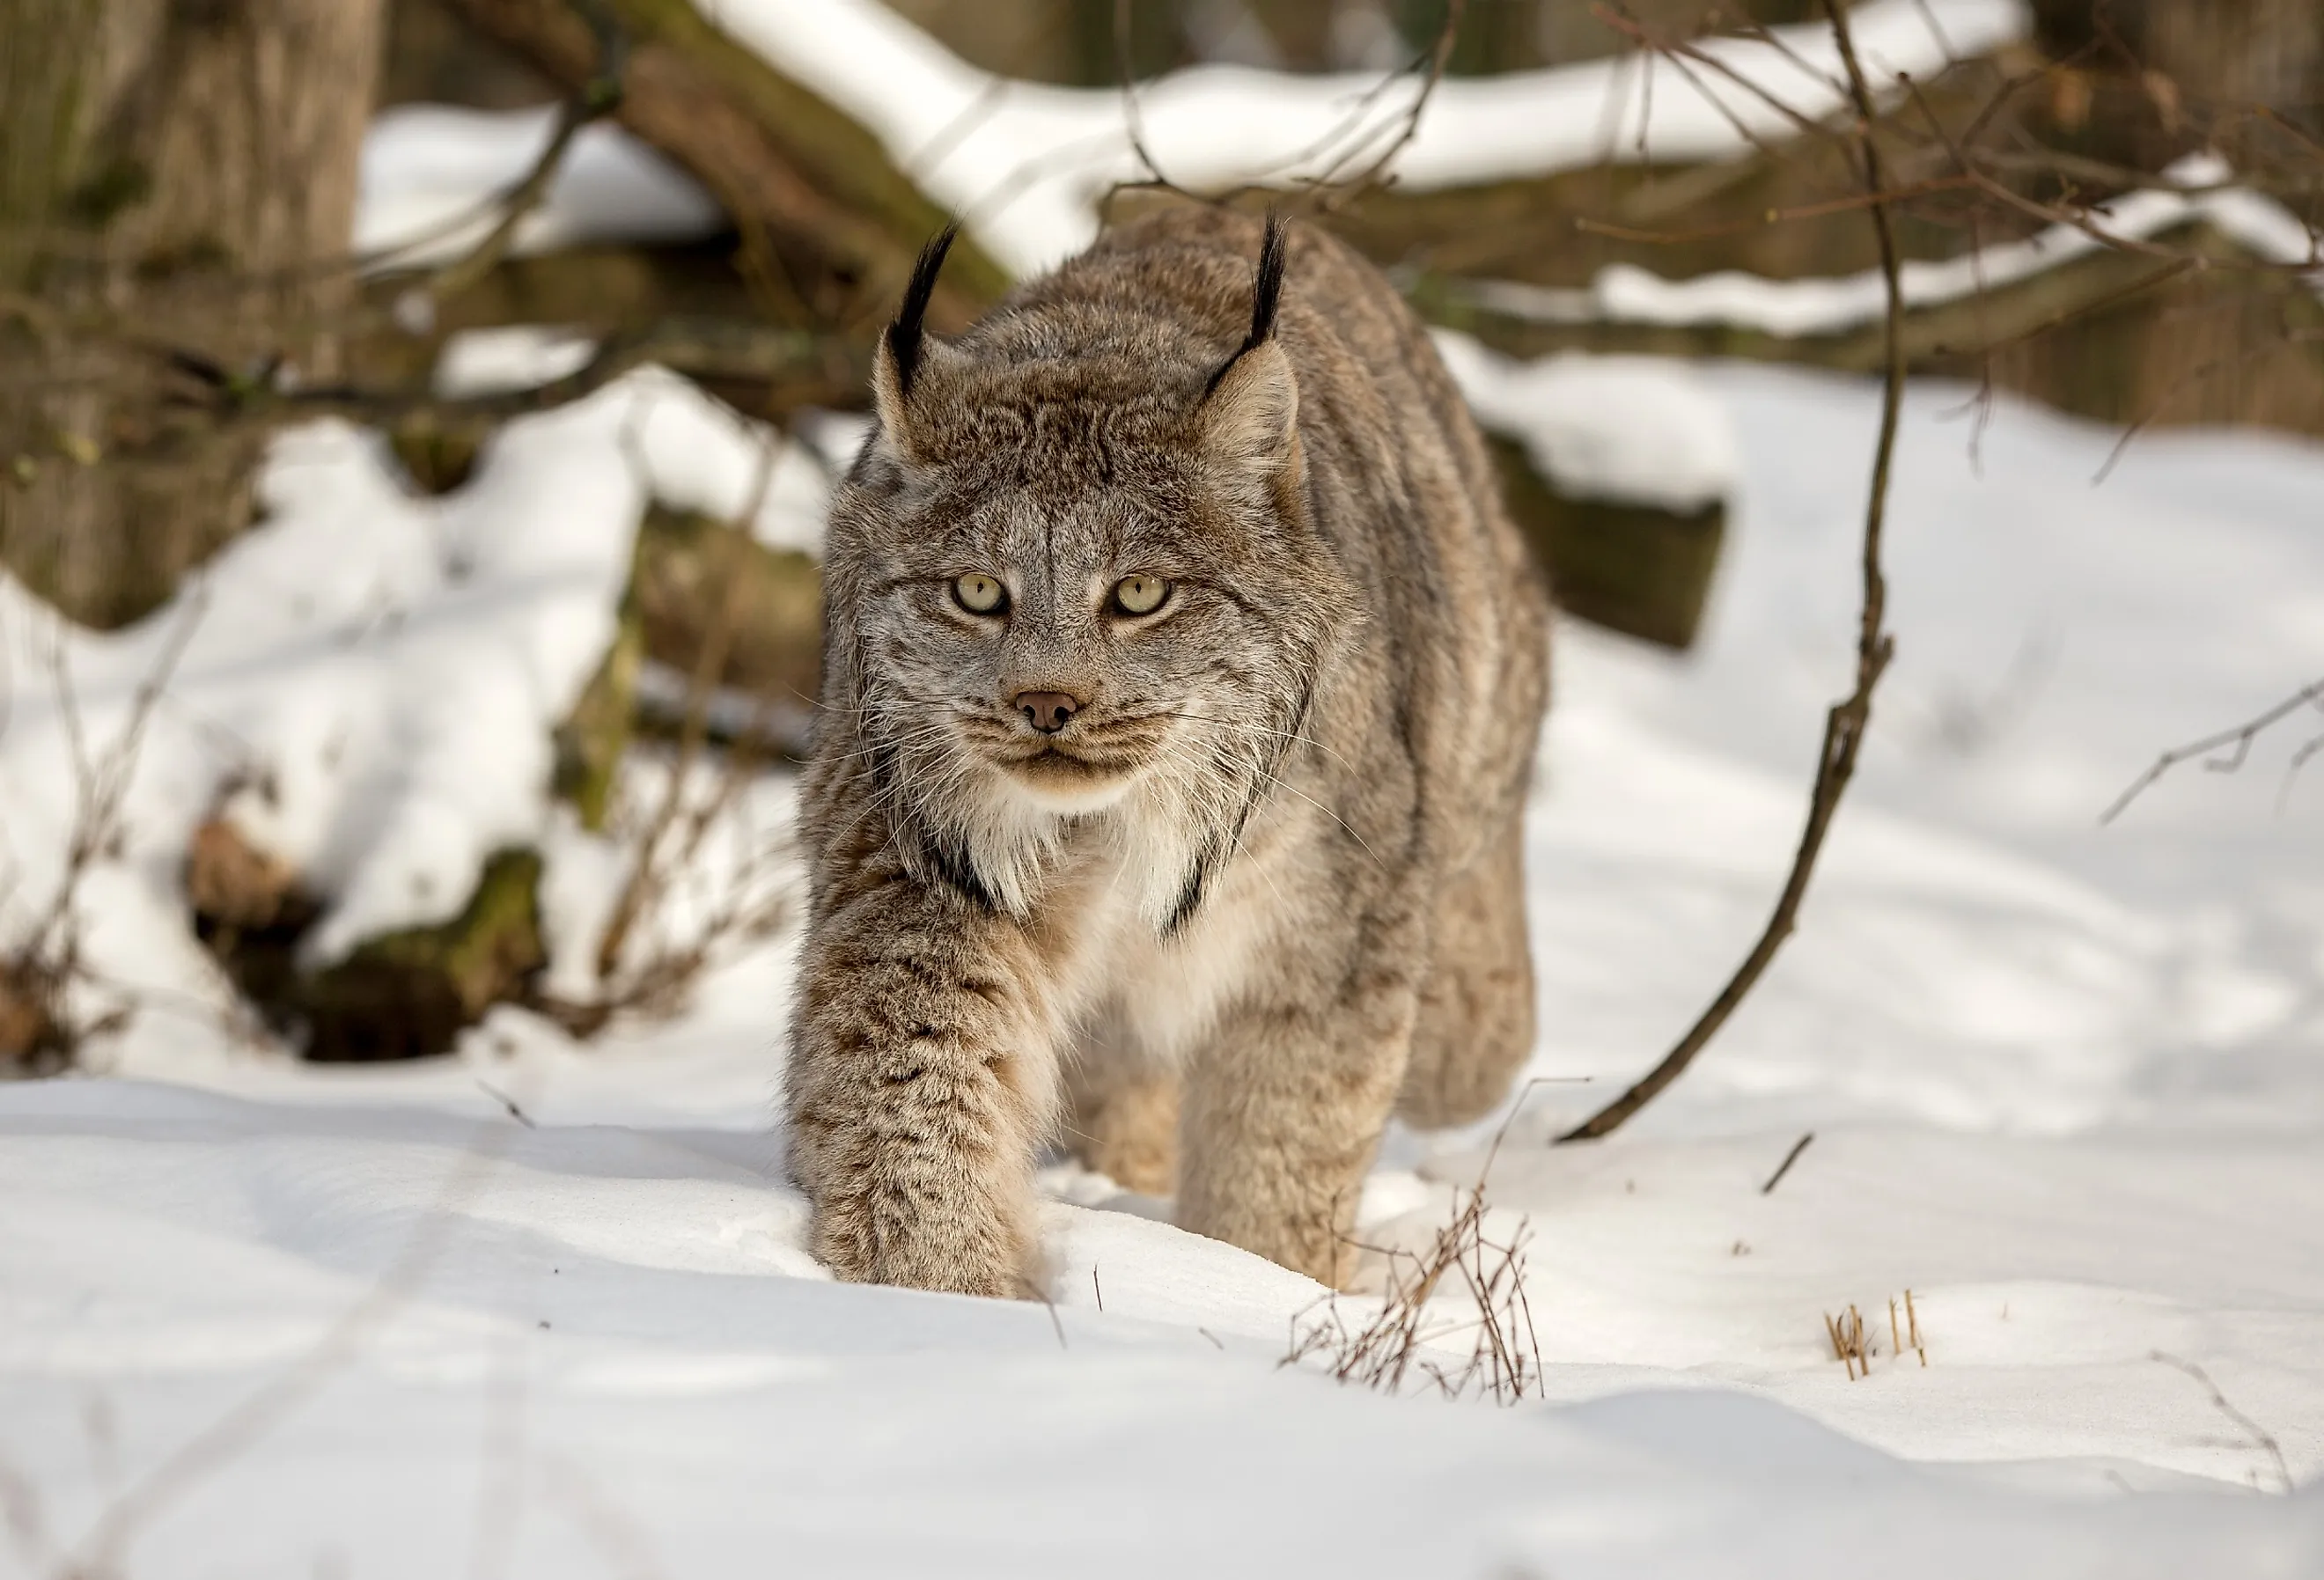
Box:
(1110, 575), (1171, 616)
(952, 573), (1008, 615)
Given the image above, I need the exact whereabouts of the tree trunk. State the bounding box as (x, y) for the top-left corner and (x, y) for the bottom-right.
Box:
(0, 0), (387, 628)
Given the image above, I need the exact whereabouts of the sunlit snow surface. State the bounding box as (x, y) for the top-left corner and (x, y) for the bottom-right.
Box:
(4, 367), (2324, 1576)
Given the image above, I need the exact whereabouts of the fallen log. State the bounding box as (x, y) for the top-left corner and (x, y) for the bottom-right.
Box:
(443, 0), (1008, 329)
(1418, 220), (2324, 440)
(1487, 435), (1725, 651)
(633, 504), (823, 717)
(298, 849), (547, 1063)
(188, 816), (548, 1063)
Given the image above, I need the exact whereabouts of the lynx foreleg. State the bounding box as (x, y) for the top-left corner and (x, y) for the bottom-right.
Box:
(785, 883), (1059, 1298)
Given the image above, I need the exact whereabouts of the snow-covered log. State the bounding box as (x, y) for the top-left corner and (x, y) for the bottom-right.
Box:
(440, 0), (1009, 328)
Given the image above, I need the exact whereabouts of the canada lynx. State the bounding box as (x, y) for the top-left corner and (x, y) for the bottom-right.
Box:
(786, 206), (1549, 1296)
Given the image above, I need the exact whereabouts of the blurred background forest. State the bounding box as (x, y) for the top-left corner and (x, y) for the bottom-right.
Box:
(2, 0), (2320, 1075)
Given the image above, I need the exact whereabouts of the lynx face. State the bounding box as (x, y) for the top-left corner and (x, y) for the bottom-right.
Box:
(828, 328), (1358, 929)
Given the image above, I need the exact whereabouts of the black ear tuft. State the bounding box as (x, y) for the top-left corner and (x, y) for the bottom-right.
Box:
(887, 224), (959, 398)
(1246, 211), (1288, 350)
(1205, 212), (1288, 397)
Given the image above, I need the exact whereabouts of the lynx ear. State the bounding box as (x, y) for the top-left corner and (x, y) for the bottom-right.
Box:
(1201, 338), (1298, 474)
(1198, 214), (1300, 485)
(872, 224), (966, 464)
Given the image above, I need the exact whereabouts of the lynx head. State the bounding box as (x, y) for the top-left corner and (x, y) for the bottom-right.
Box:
(823, 216), (1362, 931)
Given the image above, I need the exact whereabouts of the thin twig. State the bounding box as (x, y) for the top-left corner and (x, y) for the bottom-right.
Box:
(1559, 0), (1901, 1143)
(2101, 679), (2324, 824)
(1307, 0), (1468, 208)
(1590, 4), (1853, 156)
(591, 430), (783, 987)
(475, 1079), (538, 1129)
(414, 71), (625, 314)
(2151, 1351), (2292, 1494)
(1760, 1132), (1815, 1194)
(1113, 0), (1180, 195)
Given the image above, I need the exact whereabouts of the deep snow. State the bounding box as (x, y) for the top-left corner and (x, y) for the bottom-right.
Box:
(4, 364), (2321, 1576)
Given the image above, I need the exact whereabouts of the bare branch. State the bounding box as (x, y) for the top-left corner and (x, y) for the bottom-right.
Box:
(1559, 0), (1903, 1144)
(402, 14), (629, 319)
(1573, 173), (1980, 244)
(1312, 0), (1468, 205)
(171, 320), (846, 434)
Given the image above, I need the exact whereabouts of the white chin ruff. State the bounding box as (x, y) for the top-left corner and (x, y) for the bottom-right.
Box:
(962, 761), (1206, 931)
(996, 763), (1136, 817)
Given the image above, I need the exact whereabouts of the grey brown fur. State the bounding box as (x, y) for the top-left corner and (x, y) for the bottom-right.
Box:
(785, 205), (1549, 1295)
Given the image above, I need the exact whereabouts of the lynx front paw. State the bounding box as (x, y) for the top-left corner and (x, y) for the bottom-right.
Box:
(809, 1191), (1042, 1300)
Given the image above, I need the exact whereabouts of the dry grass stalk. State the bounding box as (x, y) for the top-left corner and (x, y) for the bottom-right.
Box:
(1828, 1290), (1927, 1378)
(539, 749), (797, 1040)
(1283, 1184), (1545, 1406)
(1825, 1304), (1869, 1380)
(1, 593), (204, 1074)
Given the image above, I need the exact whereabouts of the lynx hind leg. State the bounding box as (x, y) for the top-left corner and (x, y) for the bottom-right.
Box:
(1396, 816), (1537, 1130)
(1063, 1051), (1180, 1197)
(1179, 1002), (1413, 1290)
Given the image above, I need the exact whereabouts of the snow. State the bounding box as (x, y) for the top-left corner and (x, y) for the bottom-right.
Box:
(1470, 153), (2324, 336)
(430, 327), (836, 554)
(356, 0), (2028, 276)
(1434, 330), (1739, 509)
(357, 105), (724, 266)
(4, 356), (2322, 1571)
(714, 0), (2023, 273)
(430, 325), (598, 396)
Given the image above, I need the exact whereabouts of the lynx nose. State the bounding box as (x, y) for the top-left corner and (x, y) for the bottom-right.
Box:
(1013, 690), (1081, 734)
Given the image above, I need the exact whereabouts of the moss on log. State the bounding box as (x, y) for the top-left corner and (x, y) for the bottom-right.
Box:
(190, 821), (548, 1064)
(180, 506), (819, 1062)
(297, 849), (547, 1063)
(555, 553), (648, 832)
